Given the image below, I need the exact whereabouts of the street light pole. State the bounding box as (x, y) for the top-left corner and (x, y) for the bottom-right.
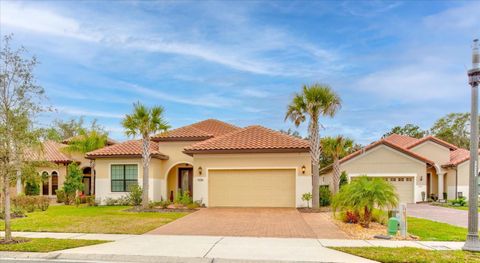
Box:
(464, 39), (480, 252)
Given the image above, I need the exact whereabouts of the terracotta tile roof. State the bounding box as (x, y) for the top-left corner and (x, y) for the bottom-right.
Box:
(339, 139), (435, 166)
(25, 141), (72, 163)
(62, 136), (118, 146)
(405, 136), (458, 150)
(86, 140), (168, 159)
(443, 148), (477, 167)
(184, 125), (310, 154)
(383, 134), (420, 148)
(152, 119), (241, 141)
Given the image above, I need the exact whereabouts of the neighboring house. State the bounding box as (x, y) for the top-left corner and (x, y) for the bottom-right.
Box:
(86, 119), (312, 207)
(321, 134), (476, 203)
(24, 138), (116, 197)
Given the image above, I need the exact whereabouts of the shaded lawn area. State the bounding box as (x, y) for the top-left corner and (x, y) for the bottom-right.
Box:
(0, 238), (107, 252)
(333, 247), (480, 263)
(0, 205), (188, 234)
(408, 217), (468, 241)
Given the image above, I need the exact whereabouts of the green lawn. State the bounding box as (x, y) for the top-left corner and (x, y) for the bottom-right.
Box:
(333, 247), (480, 263)
(0, 238), (107, 252)
(408, 217), (468, 241)
(0, 205), (188, 234)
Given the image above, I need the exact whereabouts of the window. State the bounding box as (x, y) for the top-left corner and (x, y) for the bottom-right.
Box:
(51, 171), (58, 194)
(398, 178), (405, 182)
(111, 164), (138, 192)
(406, 178), (413, 182)
(390, 178), (396, 182)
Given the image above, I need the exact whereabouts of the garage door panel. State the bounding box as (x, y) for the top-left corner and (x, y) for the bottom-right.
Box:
(386, 177), (414, 203)
(209, 169), (295, 207)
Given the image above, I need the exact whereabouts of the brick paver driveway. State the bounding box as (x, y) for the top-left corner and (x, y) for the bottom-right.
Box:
(148, 208), (348, 239)
(408, 203), (480, 228)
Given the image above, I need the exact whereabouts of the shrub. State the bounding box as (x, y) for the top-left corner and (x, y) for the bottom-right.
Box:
(332, 176), (398, 228)
(339, 171), (348, 190)
(452, 196), (467, 206)
(175, 190), (193, 206)
(37, 196), (50, 211)
(104, 196), (131, 206)
(371, 209), (388, 225)
(55, 189), (65, 203)
(86, 195), (97, 206)
(128, 185), (143, 206)
(319, 186), (331, 207)
(340, 211), (359, 224)
(301, 192), (313, 208)
(63, 163), (84, 204)
(11, 195), (49, 213)
(186, 203), (199, 209)
(25, 181), (40, 196)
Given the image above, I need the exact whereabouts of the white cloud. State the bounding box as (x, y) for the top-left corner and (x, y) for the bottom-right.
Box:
(240, 89), (270, 98)
(55, 106), (124, 119)
(1, 1), (343, 77)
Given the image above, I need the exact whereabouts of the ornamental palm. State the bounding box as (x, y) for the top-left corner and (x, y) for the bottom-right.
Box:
(321, 136), (353, 194)
(63, 129), (108, 196)
(332, 176), (398, 228)
(122, 102), (169, 208)
(285, 84), (341, 208)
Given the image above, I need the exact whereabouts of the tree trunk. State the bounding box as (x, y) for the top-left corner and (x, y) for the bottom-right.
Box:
(309, 117), (320, 209)
(141, 138), (150, 208)
(90, 160), (95, 196)
(3, 173), (11, 241)
(332, 158), (340, 194)
(363, 206), (371, 228)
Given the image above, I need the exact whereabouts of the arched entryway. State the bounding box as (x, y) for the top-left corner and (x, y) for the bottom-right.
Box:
(166, 163), (193, 202)
(51, 171), (59, 195)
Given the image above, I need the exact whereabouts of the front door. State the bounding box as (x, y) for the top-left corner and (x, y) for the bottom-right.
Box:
(83, 177), (91, 195)
(178, 168), (193, 196)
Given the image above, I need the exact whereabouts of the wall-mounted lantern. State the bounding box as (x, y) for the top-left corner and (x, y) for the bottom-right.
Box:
(301, 165), (306, 174)
(198, 166), (202, 175)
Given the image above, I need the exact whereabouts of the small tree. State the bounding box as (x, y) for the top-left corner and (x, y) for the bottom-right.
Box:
(321, 136), (353, 194)
(301, 192), (312, 208)
(122, 102), (169, 208)
(63, 129), (107, 195)
(63, 163), (84, 204)
(0, 35), (45, 242)
(332, 176), (398, 228)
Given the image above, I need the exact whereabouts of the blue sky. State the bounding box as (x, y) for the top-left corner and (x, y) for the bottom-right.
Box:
(1, 0), (479, 144)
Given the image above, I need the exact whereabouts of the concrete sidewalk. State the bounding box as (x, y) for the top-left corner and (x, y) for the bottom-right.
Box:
(0, 232), (466, 263)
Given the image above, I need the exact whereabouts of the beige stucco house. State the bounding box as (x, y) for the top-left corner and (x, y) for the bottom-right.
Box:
(86, 119), (312, 207)
(321, 134), (476, 203)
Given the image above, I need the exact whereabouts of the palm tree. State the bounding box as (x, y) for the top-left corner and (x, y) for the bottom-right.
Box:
(332, 176), (398, 228)
(285, 84), (341, 208)
(63, 129), (108, 196)
(122, 102), (169, 208)
(321, 136), (353, 194)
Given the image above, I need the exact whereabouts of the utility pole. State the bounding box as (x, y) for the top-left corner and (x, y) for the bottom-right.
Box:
(464, 38), (480, 252)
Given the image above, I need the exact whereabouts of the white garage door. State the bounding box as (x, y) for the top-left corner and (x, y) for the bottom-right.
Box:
(384, 177), (414, 203)
(208, 169), (296, 207)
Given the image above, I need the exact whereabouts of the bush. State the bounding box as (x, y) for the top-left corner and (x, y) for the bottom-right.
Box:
(86, 195), (97, 206)
(11, 195), (50, 213)
(186, 203), (199, 209)
(332, 176), (398, 228)
(55, 189), (65, 203)
(36, 196), (49, 211)
(319, 186), (331, 207)
(175, 190), (193, 206)
(104, 196), (131, 206)
(25, 182), (40, 196)
(128, 185), (143, 206)
(340, 211), (359, 224)
(371, 209), (388, 225)
(452, 196), (467, 206)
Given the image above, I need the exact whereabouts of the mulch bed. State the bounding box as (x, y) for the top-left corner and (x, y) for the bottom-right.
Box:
(0, 238), (29, 245)
(125, 207), (199, 213)
(330, 213), (418, 240)
(297, 207), (331, 213)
